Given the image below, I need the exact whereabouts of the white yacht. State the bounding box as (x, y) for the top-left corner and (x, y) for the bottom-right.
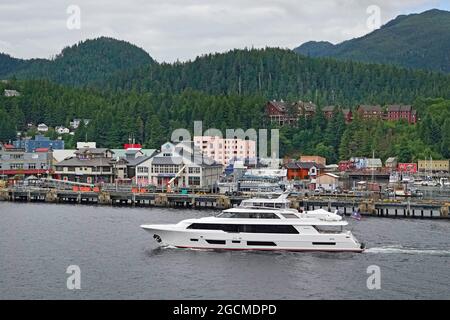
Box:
(141, 195), (365, 253)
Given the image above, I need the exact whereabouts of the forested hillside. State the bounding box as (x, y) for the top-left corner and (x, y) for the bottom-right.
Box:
(294, 9), (450, 73)
(0, 80), (448, 163)
(0, 37), (154, 86)
(104, 48), (450, 106)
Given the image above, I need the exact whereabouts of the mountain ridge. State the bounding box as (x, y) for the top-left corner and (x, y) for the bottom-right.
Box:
(294, 9), (450, 73)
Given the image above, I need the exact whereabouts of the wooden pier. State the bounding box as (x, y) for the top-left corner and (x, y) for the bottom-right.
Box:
(0, 187), (448, 219)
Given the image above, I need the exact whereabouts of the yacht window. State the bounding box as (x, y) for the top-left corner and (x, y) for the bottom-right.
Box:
(187, 223), (299, 234)
(281, 213), (298, 219)
(218, 212), (280, 219)
(313, 225), (343, 233)
(206, 239), (226, 245)
(247, 241), (277, 246)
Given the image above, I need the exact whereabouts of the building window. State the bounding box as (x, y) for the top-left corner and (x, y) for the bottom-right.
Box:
(11, 163), (24, 169)
(188, 167), (201, 174)
(137, 167), (149, 173)
(29, 163), (36, 169)
(188, 176), (201, 186)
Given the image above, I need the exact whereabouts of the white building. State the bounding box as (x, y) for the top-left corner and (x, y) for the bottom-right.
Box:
(142, 142), (223, 190)
(245, 168), (287, 182)
(70, 118), (91, 129)
(37, 123), (49, 132)
(4, 89), (20, 97)
(193, 136), (257, 166)
(315, 173), (341, 191)
(76, 142), (96, 149)
(55, 126), (70, 134)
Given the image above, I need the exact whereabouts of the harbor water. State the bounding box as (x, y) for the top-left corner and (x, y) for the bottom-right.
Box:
(0, 202), (449, 299)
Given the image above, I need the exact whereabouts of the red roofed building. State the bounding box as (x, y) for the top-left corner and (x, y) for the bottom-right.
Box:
(285, 161), (325, 180)
(386, 105), (417, 124)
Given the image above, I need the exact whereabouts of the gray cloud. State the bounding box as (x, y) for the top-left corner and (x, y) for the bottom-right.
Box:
(0, 0), (444, 62)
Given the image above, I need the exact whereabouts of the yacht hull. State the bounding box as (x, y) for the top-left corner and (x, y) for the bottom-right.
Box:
(141, 225), (365, 253)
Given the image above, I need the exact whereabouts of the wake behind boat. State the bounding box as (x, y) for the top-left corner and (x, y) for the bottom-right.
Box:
(141, 194), (365, 253)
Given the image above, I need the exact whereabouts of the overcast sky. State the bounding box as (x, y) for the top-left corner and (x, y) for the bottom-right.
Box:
(0, 0), (448, 62)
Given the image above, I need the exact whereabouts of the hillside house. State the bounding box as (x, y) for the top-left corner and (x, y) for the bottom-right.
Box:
(3, 89), (20, 97)
(37, 123), (49, 132)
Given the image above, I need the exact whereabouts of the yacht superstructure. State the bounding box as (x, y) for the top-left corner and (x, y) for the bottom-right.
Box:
(141, 194), (365, 252)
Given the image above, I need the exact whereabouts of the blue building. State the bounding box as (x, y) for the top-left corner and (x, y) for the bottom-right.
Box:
(14, 135), (65, 152)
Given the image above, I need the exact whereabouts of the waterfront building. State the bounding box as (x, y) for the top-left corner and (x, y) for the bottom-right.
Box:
(193, 135), (256, 166)
(0, 144), (53, 178)
(13, 135), (64, 152)
(146, 142), (223, 191)
(300, 155), (326, 166)
(314, 173), (341, 191)
(418, 159), (450, 173)
(285, 161), (324, 180)
(366, 158), (383, 170)
(397, 163), (417, 173)
(54, 147), (116, 183)
(244, 168), (287, 181)
(338, 160), (355, 172)
(385, 157), (398, 170)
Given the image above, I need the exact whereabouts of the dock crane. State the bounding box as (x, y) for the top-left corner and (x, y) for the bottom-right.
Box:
(166, 165), (186, 193)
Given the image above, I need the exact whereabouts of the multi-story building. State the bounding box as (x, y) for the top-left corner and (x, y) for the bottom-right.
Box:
(54, 147), (116, 183)
(266, 100), (317, 126)
(14, 135), (65, 152)
(143, 142), (223, 190)
(386, 105), (417, 124)
(0, 144), (53, 178)
(193, 136), (257, 166)
(356, 105), (384, 120)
